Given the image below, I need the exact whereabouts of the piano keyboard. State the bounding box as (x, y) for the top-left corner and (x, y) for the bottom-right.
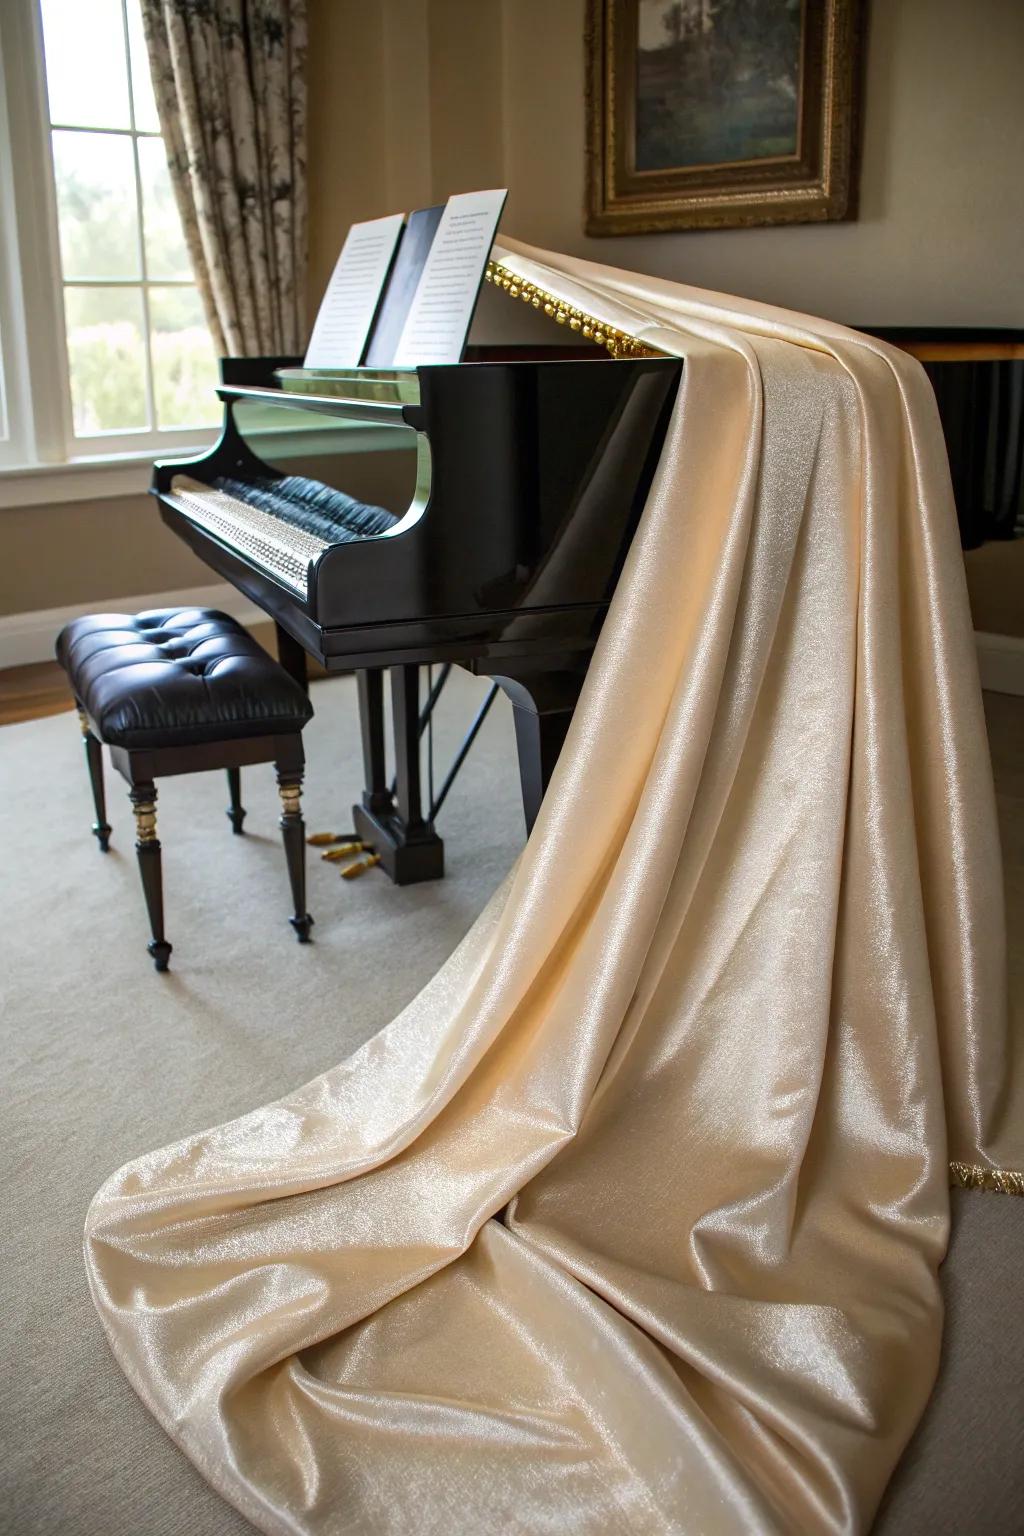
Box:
(169, 474), (398, 597)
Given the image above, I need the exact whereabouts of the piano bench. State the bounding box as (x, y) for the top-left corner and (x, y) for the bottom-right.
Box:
(55, 606), (315, 972)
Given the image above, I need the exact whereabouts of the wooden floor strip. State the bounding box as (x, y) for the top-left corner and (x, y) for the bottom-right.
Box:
(0, 661), (75, 726)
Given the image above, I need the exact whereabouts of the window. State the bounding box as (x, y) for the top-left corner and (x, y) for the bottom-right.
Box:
(0, 0), (218, 475)
(0, 17), (34, 471)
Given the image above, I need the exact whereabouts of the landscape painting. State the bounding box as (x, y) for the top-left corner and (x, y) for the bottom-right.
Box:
(635, 0), (803, 173)
(586, 0), (863, 233)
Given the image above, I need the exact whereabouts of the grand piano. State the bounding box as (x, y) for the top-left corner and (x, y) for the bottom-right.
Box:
(152, 265), (683, 882)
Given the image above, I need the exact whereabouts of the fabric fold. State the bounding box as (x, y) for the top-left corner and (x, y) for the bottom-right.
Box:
(86, 240), (1019, 1536)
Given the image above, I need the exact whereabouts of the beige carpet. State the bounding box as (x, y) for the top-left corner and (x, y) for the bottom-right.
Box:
(0, 672), (1020, 1535)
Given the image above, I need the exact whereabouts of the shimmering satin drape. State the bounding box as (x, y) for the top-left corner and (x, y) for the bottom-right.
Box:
(85, 242), (1020, 1536)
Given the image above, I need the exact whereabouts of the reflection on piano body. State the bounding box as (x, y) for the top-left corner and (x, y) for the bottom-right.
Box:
(153, 336), (683, 883)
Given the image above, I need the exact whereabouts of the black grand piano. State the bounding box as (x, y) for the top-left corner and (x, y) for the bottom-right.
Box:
(151, 277), (1024, 889)
(152, 335), (683, 882)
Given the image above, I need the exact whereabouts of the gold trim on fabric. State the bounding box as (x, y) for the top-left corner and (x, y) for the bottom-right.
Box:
(950, 1161), (1024, 1196)
(485, 260), (660, 359)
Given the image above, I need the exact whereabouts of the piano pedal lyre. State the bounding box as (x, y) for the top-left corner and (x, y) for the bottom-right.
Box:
(340, 852), (382, 881)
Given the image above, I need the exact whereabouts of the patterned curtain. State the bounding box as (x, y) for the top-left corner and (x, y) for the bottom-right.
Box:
(140, 0), (308, 357)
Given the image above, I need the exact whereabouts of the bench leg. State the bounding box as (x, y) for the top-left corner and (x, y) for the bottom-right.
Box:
(225, 767), (246, 834)
(277, 768), (313, 943)
(77, 707), (111, 852)
(130, 781), (172, 972)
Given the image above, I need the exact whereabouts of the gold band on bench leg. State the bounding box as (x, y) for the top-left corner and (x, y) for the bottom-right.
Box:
(950, 1161), (1024, 1196)
(77, 709), (91, 738)
(278, 782), (302, 819)
(132, 797), (158, 845)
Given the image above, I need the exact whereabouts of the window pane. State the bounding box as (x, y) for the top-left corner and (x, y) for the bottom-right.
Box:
(149, 286), (219, 429)
(65, 285), (147, 434)
(53, 130), (141, 280)
(138, 138), (190, 279)
(126, 0), (160, 133)
(40, 0), (131, 129)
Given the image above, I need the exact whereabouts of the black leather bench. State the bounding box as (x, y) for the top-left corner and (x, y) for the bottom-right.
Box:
(56, 607), (314, 970)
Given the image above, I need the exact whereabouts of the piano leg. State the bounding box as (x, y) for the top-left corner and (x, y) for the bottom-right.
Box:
(351, 665), (445, 886)
(486, 668), (583, 835)
(357, 668), (393, 818)
(391, 665), (426, 834)
(274, 621), (309, 695)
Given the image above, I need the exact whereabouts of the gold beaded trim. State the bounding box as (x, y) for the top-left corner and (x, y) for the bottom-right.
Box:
(485, 259), (659, 359)
(950, 1161), (1024, 1196)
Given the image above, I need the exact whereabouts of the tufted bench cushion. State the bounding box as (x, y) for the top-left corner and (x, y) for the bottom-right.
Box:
(56, 607), (313, 749)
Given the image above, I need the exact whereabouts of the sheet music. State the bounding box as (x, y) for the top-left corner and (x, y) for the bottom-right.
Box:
(392, 190), (508, 366)
(304, 213), (405, 368)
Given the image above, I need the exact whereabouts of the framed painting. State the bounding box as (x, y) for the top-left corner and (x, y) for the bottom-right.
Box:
(586, 0), (865, 234)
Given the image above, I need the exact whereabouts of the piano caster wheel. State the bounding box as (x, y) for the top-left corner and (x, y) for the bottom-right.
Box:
(93, 822), (112, 853)
(290, 913), (314, 944)
(148, 939), (172, 972)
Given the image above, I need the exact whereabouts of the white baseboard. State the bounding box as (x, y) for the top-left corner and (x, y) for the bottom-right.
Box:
(975, 631), (1024, 697)
(0, 582), (266, 669)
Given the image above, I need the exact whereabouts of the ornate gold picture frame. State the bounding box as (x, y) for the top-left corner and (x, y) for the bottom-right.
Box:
(586, 0), (865, 235)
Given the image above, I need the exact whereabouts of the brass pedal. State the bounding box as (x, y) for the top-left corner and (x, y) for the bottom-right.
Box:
(341, 852), (381, 880)
(307, 830), (359, 847)
(320, 842), (366, 862)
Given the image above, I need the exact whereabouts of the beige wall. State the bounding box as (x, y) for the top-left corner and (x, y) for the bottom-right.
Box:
(5, 0), (1022, 627)
(306, 0), (507, 308)
(0, 496), (208, 616)
(307, 0), (1024, 328)
(497, 0), (1024, 326)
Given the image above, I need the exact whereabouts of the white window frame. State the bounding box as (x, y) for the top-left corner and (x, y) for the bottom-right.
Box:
(0, 0), (217, 498)
(0, 4), (38, 473)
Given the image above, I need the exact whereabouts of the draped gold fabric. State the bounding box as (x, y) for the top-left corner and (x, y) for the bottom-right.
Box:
(85, 242), (1021, 1536)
